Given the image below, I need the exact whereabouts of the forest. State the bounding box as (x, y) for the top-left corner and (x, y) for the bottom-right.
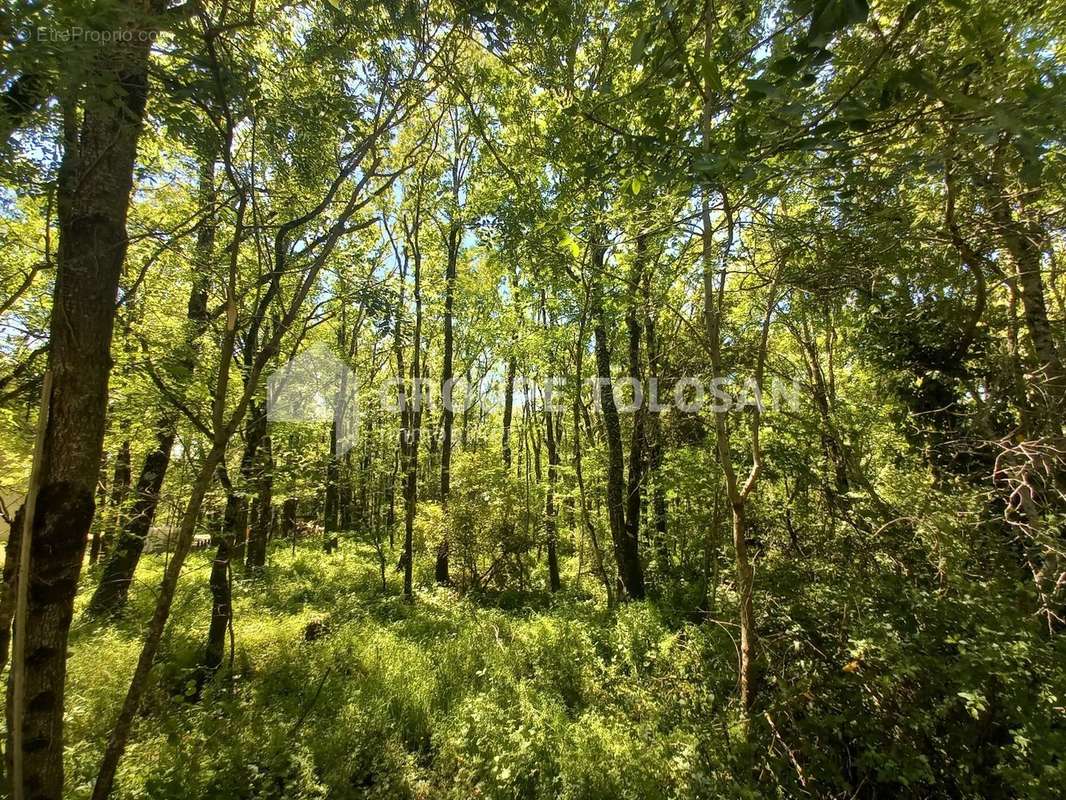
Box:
(0, 0), (1064, 797)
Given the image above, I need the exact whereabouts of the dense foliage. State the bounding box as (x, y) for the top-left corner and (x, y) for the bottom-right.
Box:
(1, 0), (1064, 797)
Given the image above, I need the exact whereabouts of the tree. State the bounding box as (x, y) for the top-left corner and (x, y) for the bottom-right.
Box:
(5, 4), (162, 794)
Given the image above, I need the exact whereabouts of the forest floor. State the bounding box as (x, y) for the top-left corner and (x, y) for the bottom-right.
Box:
(64, 541), (746, 800)
(59, 537), (1065, 799)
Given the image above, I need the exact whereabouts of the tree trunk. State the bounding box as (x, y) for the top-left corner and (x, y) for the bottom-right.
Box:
(731, 500), (756, 709)
(245, 433), (272, 570)
(88, 453), (110, 564)
(88, 153), (214, 615)
(544, 392), (561, 593)
(701, 5), (761, 712)
(402, 242), (423, 600)
(502, 356), (516, 470)
(102, 437), (133, 561)
(591, 239), (644, 601)
(572, 301), (613, 605)
(437, 221), (458, 584)
(393, 221), (423, 601)
(0, 507), (24, 677)
(88, 424), (176, 615)
(282, 497), (298, 539)
(5, 7), (155, 795)
(987, 152), (1065, 428)
(202, 467), (239, 682)
(235, 402), (266, 565)
(624, 236), (647, 580)
(642, 265), (669, 575)
(385, 444), (398, 542)
(340, 450), (354, 531)
(324, 420), (339, 552)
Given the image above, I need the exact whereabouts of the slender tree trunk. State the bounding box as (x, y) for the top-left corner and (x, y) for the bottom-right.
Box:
(5, 7), (156, 794)
(437, 221), (458, 584)
(88, 424), (176, 615)
(701, 5), (765, 712)
(624, 236), (647, 578)
(573, 301), (613, 605)
(987, 152), (1065, 428)
(234, 402), (265, 565)
(103, 437), (133, 560)
(340, 451), (354, 531)
(502, 356), (516, 470)
(88, 155), (215, 615)
(403, 241), (423, 600)
(544, 392), (561, 593)
(202, 466), (238, 682)
(385, 444), (398, 543)
(357, 417), (373, 528)
(324, 421), (339, 552)
(540, 291), (561, 592)
(282, 497), (298, 539)
(245, 433), (272, 570)
(393, 221), (423, 601)
(591, 238), (644, 600)
(198, 404), (260, 676)
(88, 453), (110, 564)
(0, 508), (23, 677)
(642, 266), (669, 575)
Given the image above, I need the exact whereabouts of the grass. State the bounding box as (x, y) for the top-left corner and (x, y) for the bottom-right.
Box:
(64, 541), (746, 800)
(59, 536), (1066, 799)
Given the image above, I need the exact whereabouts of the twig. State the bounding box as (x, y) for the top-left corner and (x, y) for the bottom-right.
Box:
(288, 665), (333, 737)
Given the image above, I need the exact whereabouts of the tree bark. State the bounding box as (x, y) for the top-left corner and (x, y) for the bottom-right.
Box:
(5, 7), (156, 795)
(89, 154), (214, 615)
(88, 453), (110, 564)
(102, 438), (133, 562)
(624, 236), (647, 578)
(339, 451), (354, 531)
(502, 356), (516, 470)
(572, 299), (613, 605)
(202, 465), (238, 682)
(392, 216), (423, 601)
(245, 433), (272, 570)
(324, 420), (340, 551)
(642, 265), (669, 575)
(437, 220), (458, 584)
(544, 391), (561, 593)
(0, 508), (24, 678)
(701, 5), (763, 712)
(403, 237), (423, 600)
(986, 146), (1065, 429)
(591, 237), (644, 601)
(88, 425), (176, 615)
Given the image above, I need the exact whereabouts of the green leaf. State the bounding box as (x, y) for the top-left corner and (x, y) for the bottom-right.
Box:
(809, 0), (868, 37)
(694, 153), (724, 179)
(700, 55), (723, 92)
(744, 77), (779, 101)
(630, 26), (647, 65)
(901, 66), (937, 96)
(770, 55), (803, 76)
(558, 234), (581, 259)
